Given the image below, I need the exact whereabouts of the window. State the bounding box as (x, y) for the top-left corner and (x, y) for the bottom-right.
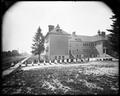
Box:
(59, 56), (61, 59)
(103, 49), (105, 53)
(77, 55), (79, 58)
(106, 49), (108, 54)
(55, 56), (57, 59)
(77, 49), (78, 51)
(62, 56), (64, 59)
(90, 43), (92, 46)
(69, 50), (71, 54)
(56, 29), (60, 32)
(90, 54), (92, 58)
(91, 43), (94, 46)
(94, 42), (96, 46)
(83, 43), (86, 46)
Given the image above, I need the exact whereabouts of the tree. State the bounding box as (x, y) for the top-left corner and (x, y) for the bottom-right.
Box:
(2, 50), (20, 57)
(31, 26), (45, 62)
(107, 14), (119, 56)
(12, 50), (19, 56)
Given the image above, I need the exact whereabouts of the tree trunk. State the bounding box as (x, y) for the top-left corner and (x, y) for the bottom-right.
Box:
(38, 54), (40, 63)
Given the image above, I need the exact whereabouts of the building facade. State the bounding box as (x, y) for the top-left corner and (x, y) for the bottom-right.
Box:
(42, 24), (110, 61)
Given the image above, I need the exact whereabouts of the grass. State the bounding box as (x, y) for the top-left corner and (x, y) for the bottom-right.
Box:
(2, 61), (119, 95)
(2, 55), (27, 71)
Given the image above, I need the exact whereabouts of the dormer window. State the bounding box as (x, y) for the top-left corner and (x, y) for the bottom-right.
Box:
(56, 29), (59, 32)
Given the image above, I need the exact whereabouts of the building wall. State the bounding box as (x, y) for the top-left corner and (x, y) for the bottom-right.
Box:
(49, 34), (69, 60)
(81, 43), (99, 58)
(44, 34), (108, 60)
(69, 41), (99, 58)
(43, 26), (110, 60)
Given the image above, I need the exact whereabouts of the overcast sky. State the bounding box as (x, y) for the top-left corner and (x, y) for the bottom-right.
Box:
(2, 1), (114, 54)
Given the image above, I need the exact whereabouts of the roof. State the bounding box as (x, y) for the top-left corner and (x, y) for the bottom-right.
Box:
(45, 24), (109, 41)
(76, 35), (108, 42)
(50, 28), (70, 35)
(69, 35), (82, 42)
(49, 24), (70, 35)
(45, 25), (70, 38)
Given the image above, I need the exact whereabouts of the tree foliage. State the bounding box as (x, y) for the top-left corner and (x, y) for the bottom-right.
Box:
(31, 27), (45, 61)
(107, 14), (119, 54)
(2, 50), (20, 57)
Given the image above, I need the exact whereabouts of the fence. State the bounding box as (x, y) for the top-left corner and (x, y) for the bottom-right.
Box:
(3, 56), (117, 76)
(20, 58), (90, 67)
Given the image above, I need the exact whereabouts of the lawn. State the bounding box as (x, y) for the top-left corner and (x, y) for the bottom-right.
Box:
(2, 61), (119, 95)
(2, 55), (27, 71)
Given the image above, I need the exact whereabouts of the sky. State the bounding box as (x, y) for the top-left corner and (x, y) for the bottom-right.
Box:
(2, 1), (114, 54)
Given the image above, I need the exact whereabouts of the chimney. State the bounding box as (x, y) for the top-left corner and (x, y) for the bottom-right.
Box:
(48, 25), (54, 32)
(56, 24), (60, 29)
(72, 32), (76, 35)
(98, 30), (101, 36)
(101, 32), (105, 36)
